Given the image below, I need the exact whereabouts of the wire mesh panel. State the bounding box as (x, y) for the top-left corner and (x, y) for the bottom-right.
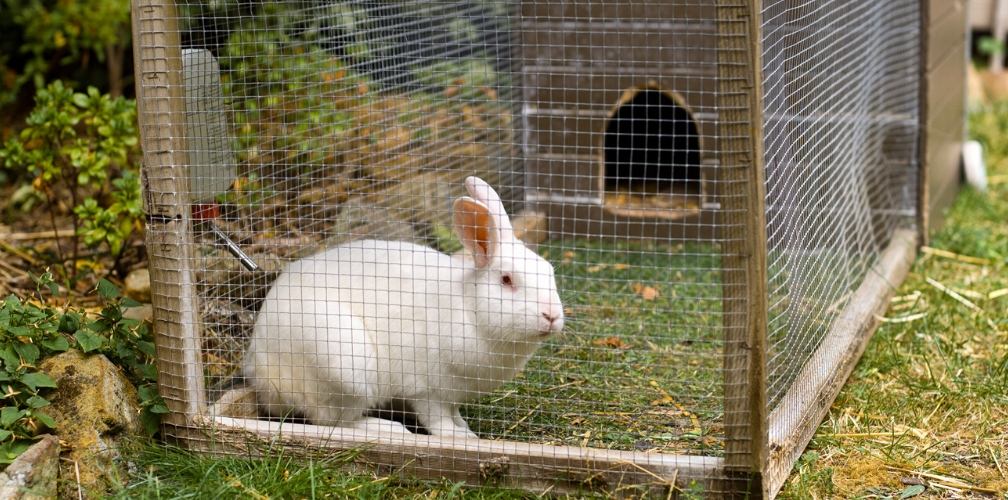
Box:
(760, 0), (921, 494)
(132, 0), (926, 496)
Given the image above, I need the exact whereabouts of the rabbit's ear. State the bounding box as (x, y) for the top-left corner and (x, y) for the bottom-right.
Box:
(453, 196), (498, 268)
(464, 177), (514, 240)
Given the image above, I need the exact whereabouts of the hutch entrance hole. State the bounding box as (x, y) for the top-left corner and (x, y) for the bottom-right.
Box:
(603, 88), (701, 195)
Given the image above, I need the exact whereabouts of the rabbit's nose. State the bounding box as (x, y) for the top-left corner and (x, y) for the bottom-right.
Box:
(541, 311), (564, 332)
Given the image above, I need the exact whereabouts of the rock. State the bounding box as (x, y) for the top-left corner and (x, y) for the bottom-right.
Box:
(122, 303), (153, 323)
(39, 351), (143, 498)
(0, 435), (59, 500)
(123, 269), (151, 303)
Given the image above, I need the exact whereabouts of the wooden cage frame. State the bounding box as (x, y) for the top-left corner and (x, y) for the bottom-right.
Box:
(132, 0), (963, 497)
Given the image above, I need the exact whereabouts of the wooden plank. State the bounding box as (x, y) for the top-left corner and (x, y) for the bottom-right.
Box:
(131, 0), (207, 426)
(520, 27), (719, 67)
(926, 0), (967, 70)
(526, 111), (716, 157)
(716, 1), (769, 496)
(520, 2), (716, 21)
(196, 414), (727, 496)
(919, 0), (966, 241)
(763, 229), (917, 497)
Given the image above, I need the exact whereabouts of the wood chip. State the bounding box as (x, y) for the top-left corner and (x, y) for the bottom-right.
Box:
(884, 465), (1000, 495)
(925, 277), (981, 312)
(920, 246), (991, 266)
(2, 228), (77, 241)
(876, 312), (927, 323)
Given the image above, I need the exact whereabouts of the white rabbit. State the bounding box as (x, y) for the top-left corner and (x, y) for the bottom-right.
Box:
(242, 176), (564, 438)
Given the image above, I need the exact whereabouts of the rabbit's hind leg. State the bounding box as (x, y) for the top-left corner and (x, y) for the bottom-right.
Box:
(413, 399), (477, 439)
(302, 312), (379, 428)
(352, 417), (411, 435)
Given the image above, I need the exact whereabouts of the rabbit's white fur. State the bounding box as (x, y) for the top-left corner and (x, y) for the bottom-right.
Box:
(242, 177), (564, 438)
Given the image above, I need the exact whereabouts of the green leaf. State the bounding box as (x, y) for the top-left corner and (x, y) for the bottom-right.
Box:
(0, 348), (19, 371)
(33, 411), (56, 430)
(121, 297), (142, 308)
(39, 336), (70, 353)
(13, 344), (39, 365)
(74, 330), (104, 353)
(149, 403), (170, 414)
(20, 372), (57, 391)
(0, 441), (32, 465)
(25, 395), (49, 409)
(0, 429), (11, 441)
(137, 341), (156, 357)
(899, 484), (926, 499)
(141, 410), (161, 436)
(0, 407), (24, 427)
(58, 313), (80, 334)
(72, 93), (89, 108)
(96, 279), (120, 299)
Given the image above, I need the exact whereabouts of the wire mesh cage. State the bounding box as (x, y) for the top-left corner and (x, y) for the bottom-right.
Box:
(131, 0), (939, 496)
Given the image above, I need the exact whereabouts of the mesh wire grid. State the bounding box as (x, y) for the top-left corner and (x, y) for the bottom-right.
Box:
(132, 0), (921, 495)
(760, 0), (921, 408)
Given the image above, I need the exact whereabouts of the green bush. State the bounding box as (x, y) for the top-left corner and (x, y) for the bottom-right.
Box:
(0, 273), (165, 464)
(0, 0), (131, 105)
(0, 81), (142, 278)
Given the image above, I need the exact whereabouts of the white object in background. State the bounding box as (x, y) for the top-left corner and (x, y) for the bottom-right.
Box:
(182, 49), (236, 202)
(962, 140), (988, 193)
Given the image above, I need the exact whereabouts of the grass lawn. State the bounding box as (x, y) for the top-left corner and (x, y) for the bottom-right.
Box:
(463, 240), (724, 455)
(115, 103), (1008, 498)
(780, 104), (1008, 498)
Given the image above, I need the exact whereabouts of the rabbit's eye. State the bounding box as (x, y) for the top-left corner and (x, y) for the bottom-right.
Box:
(501, 274), (514, 287)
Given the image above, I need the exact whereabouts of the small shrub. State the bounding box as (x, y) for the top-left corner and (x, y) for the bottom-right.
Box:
(0, 272), (165, 463)
(0, 0), (131, 104)
(0, 81), (142, 279)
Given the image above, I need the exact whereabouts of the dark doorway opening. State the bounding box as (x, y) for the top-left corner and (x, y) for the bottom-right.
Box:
(603, 89), (701, 193)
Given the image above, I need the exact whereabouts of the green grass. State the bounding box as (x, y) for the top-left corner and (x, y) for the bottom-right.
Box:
(778, 103), (1008, 498)
(463, 239), (725, 455)
(117, 104), (1008, 499)
(112, 441), (537, 499)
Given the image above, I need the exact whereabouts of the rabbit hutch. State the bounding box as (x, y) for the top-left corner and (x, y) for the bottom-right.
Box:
(131, 0), (964, 497)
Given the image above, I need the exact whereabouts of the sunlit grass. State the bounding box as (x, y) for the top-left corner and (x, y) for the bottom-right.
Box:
(780, 102), (1008, 498)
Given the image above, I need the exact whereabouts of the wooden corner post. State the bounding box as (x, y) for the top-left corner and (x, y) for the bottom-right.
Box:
(131, 0), (207, 430)
(717, 0), (769, 496)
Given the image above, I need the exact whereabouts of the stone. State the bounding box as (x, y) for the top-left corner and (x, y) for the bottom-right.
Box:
(123, 268), (151, 303)
(39, 351), (143, 498)
(0, 435), (59, 500)
(122, 303), (153, 323)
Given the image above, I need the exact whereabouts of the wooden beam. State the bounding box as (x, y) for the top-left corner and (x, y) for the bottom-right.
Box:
(717, 0), (770, 495)
(131, 0), (207, 424)
(194, 412), (727, 496)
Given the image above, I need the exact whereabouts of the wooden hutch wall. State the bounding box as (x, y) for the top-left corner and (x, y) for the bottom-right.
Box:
(519, 3), (722, 240)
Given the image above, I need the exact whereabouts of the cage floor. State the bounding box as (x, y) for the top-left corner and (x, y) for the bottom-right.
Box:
(202, 238), (724, 456)
(460, 239), (724, 455)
